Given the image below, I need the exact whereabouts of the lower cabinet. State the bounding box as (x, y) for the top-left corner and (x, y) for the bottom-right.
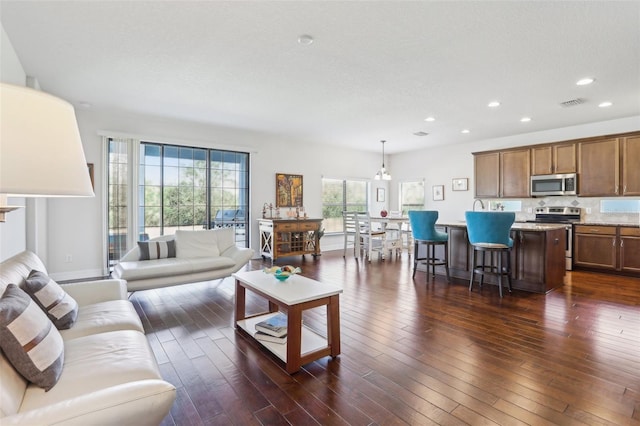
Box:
(444, 226), (565, 293)
(620, 228), (640, 273)
(574, 225), (640, 274)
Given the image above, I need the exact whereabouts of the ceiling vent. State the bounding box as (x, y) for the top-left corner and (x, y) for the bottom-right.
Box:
(413, 131), (429, 137)
(560, 98), (585, 107)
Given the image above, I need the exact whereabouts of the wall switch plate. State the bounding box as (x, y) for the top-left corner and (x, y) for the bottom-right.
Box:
(586, 208), (592, 214)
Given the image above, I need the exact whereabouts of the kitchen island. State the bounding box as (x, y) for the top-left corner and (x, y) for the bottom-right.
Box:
(429, 222), (566, 293)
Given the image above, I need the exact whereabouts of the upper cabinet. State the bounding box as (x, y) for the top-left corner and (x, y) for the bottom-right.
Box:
(621, 135), (640, 196)
(531, 143), (576, 175)
(474, 152), (500, 198)
(474, 149), (530, 198)
(474, 131), (639, 199)
(578, 137), (620, 196)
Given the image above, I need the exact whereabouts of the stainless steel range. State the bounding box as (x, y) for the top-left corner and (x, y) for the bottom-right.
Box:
(527, 206), (581, 270)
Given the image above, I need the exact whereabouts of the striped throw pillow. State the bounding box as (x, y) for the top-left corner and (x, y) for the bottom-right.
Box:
(25, 270), (78, 330)
(0, 284), (64, 391)
(138, 240), (176, 260)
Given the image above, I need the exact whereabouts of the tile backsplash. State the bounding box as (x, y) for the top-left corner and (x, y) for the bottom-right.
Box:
(484, 196), (640, 224)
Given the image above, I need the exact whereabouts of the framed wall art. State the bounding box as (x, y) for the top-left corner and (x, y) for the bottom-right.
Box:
(452, 178), (468, 191)
(376, 188), (385, 202)
(432, 185), (444, 201)
(276, 173), (303, 207)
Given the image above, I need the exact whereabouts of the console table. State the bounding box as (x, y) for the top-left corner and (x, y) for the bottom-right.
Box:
(233, 270), (342, 373)
(258, 218), (322, 264)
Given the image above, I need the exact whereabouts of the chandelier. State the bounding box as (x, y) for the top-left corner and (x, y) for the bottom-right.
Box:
(374, 140), (391, 181)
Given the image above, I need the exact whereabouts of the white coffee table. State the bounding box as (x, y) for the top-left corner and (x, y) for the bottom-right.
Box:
(233, 270), (342, 373)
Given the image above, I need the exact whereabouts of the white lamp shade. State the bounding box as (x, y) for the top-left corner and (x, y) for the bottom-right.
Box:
(0, 83), (94, 197)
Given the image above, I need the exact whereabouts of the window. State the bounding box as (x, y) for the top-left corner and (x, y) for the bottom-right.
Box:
(107, 138), (249, 269)
(321, 178), (368, 233)
(400, 180), (425, 214)
(107, 139), (130, 266)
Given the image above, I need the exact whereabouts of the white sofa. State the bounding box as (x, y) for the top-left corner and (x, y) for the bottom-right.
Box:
(0, 251), (176, 426)
(112, 228), (254, 292)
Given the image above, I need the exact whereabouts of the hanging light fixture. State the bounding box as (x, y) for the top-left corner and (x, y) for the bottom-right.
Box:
(374, 140), (391, 181)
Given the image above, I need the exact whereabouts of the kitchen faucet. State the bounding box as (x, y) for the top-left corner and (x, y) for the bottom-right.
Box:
(472, 199), (485, 211)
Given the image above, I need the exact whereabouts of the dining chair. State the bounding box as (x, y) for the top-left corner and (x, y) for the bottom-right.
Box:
(464, 211), (515, 297)
(355, 212), (387, 262)
(342, 211), (365, 257)
(408, 210), (450, 283)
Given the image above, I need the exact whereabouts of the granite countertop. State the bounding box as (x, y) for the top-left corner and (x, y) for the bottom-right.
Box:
(577, 222), (640, 228)
(438, 221), (568, 231)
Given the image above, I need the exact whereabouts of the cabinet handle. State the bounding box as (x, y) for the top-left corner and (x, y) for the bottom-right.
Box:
(620, 240), (624, 247)
(615, 185), (619, 195)
(612, 238), (616, 247)
(520, 233), (524, 243)
(623, 185), (627, 194)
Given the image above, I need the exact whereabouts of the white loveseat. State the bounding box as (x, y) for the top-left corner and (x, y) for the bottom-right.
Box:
(112, 228), (254, 292)
(0, 251), (176, 425)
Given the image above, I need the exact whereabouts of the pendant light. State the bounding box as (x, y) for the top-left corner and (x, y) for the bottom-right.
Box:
(374, 140), (391, 181)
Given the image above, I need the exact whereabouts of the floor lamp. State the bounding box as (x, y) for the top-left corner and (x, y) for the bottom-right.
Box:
(0, 83), (94, 221)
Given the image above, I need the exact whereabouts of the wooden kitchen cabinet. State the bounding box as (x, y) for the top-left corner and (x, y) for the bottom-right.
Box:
(259, 219), (322, 264)
(513, 230), (545, 284)
(447, 227), (470, 272)
(573, 225), (617, 270)
(619, 227), (640, 273)
(474, 152), (500, 198)
(500, 149), (531, 198)
(474, 149), (530, 198)
(578, 137), (620, 196)
(621, 135), (640, 196)
(531, 143), (576, 175)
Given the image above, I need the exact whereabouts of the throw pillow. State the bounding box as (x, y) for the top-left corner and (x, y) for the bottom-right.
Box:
(24, 270), (79, 329)
(175, 230), (220, 258)
(138, 239), (176, 260)
(0, 284), (64, 391)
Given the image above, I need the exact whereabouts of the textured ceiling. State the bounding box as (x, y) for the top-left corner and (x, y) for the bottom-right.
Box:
(1, 1), (639, 153)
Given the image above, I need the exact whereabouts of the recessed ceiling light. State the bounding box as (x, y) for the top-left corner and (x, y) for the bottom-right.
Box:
(424, 116), (435, 122)
(598, 101), (613, 108)
(78, 102), (92, 109)
(487, 101), (500, 108)
(576, 77), (595, 86)
(297, 34), (314, 45)
(461, 129), (470, 134)
(520, 117), (531, 122)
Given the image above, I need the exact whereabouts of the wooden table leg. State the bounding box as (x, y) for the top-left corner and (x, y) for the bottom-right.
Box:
(234, 280), (246, 323)
(286, 306), (303, 373)
(327, 295), (341, 357)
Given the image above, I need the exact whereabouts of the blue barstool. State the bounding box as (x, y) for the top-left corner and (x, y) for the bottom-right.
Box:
(408, 211), (450, 283)
(465, 211), (515, 297)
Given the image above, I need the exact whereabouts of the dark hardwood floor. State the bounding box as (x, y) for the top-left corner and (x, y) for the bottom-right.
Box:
(130, 250), (640, 425)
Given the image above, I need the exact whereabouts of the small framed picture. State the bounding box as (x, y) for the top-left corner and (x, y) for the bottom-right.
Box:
(452, 178), (468, 191)
(376, 188), (385, 202)
(432, 185), (444, 201)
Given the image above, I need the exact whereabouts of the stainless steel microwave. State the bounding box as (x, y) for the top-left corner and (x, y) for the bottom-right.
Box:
(531, 173), (577, 196)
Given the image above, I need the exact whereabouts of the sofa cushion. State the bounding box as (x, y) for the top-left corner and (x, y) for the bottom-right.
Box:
(114, 257), (235, 282)
(19, 330), (163, 412)
(175, 229), (220, 258)
(138, 240), (176, 260)
(0, 284), (64, 391)
(24, 270), (78, 330)
(59, 300), (144, 340)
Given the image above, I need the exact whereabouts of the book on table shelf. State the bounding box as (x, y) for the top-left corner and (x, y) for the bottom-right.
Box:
(255, 312), (287, 337)
(254, 330), (287, 344)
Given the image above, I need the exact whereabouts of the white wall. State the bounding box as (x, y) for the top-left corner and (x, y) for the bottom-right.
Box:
(44, 108), (383, 279)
